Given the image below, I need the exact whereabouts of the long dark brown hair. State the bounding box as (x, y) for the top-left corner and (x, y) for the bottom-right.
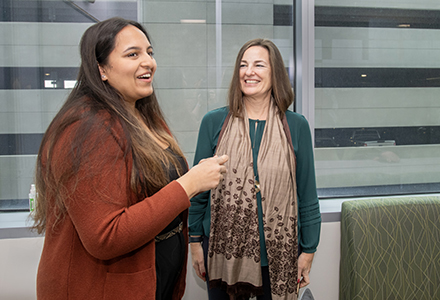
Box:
(228, 38), (294, 117)
(32, 17), (184, 234)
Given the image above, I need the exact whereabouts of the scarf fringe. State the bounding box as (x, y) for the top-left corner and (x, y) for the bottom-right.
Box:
(209, 279), (264, 299)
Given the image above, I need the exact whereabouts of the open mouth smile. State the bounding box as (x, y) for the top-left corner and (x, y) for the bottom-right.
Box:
(137, 73), (151, 79)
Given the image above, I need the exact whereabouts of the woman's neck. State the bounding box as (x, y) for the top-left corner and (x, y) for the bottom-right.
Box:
(244, 96), (270, 120)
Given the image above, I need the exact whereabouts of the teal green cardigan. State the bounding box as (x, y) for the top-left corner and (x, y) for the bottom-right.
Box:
(189, 107), (321, 265)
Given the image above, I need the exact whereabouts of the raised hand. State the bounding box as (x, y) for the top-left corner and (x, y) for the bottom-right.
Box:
(177, 155), (229, 199)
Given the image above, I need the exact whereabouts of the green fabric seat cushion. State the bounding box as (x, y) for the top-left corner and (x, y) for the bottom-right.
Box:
(340, 196), (440, 300)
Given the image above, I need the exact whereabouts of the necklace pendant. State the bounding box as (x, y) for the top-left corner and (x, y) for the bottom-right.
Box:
(255, 180), (260, 193)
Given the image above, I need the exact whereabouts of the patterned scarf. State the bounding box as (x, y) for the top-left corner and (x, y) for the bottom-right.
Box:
(208, 101), (298, 300)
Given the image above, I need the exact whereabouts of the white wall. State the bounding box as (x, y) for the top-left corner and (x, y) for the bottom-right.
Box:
(0, 222), (341, 300)
(0, 237), (43, 300)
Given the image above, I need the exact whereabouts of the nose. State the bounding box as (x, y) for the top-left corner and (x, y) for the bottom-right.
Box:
(140, 53), (155, 69)
(245, 66), (254, 76)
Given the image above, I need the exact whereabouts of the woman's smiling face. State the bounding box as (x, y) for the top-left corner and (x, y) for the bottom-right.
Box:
(99, 25), (157, 105)
(239, 46), (272, 101)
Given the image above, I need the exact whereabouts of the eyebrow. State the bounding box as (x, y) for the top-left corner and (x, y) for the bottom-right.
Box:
(241, 59), (267, 64)
(122, 45), (153, 53)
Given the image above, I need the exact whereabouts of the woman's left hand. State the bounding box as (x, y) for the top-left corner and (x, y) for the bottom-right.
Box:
(297, 252), (315, 288)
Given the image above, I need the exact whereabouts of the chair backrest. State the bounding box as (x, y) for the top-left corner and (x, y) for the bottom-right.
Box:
(339, 196), (440, 300)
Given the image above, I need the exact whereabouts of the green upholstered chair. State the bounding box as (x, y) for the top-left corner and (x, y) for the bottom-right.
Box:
(339, 196), (440, 300)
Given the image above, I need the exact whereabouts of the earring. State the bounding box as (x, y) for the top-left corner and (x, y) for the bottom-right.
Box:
(101, 75), (105, 79)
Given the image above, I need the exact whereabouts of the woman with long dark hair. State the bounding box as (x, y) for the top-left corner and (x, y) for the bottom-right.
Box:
(33, 17), (228, 300)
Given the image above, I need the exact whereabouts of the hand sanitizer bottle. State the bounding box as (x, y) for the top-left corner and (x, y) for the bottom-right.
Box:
(29, 184), (36, 212)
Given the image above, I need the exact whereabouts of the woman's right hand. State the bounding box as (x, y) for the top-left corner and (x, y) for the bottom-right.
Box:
(190, 242), (206, 281)
(177, 155), (228, 199)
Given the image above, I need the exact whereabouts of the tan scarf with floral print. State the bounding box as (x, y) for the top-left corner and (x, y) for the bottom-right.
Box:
(208, 101), (298, 300)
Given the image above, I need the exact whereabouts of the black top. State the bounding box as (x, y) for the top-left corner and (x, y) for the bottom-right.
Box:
(155, 148), (188, 300)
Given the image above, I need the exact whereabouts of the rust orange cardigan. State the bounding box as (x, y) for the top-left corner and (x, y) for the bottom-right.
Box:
(37, 111), (190, 299)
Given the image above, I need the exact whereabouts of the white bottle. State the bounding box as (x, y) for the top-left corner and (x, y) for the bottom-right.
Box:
(29, 184), (36, 212)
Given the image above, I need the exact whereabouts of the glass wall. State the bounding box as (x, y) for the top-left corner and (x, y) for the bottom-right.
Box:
(0, 0), (295, 211)
(314, 0), (440, 197)
(4, 0), (438, 210)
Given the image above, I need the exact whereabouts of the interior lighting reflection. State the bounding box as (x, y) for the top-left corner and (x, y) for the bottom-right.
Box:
(398, 24), (411, 28)
(180, 19), (206, 24)
(44, 80), (57, 88)
(361, 74), (367, 77)
(64, 80), (77, 89)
